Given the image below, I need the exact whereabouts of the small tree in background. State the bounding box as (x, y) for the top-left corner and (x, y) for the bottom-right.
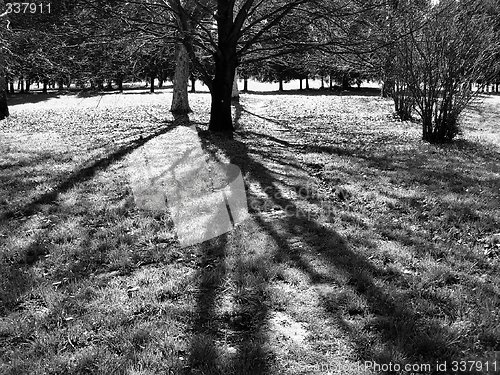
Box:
(394, 0), (500, 143)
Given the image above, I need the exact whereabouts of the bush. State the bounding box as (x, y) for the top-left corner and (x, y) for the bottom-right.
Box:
(393, 0), (500, 143)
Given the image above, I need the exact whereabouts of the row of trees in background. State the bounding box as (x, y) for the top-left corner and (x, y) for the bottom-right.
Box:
(0, 0), (499, 142)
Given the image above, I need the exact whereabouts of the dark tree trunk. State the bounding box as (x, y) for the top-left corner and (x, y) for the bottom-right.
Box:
(299, 79), (303, 90)
(158, 69), (165, 89)
(0, 89), (8, 119)
(243, 77), (248, 92)
(37, 81), (40, 89)
(190, 76), (196, 93)
(58, 80), (64, 91)
(42, 79), (48, 93)
(150, 75), (155, 93)
(106, 80), (112, 90)
(279, 79), (284, 92)
(208, 48), (237, 134)
(9, 80), (14, 94)
(306, 76), (310, 90)
(496, 82), (499, 93)
(321, 77), (324, 89)
(117, 78), (123, 92)
(341, 73), (350, 90)
(26, 79), (30, 92)
(0, 63), (8, 120)
(17, 79), (21, 90)
(20, 79), (25, 93)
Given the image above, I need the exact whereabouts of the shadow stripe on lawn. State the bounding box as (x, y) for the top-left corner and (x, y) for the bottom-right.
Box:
(0, 122), (179, 222)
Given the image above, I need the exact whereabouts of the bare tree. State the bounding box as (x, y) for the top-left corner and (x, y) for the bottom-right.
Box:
(393, 0), (500, 143)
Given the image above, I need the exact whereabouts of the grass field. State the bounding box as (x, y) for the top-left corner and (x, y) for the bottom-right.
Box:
(0, 86), (499, 374)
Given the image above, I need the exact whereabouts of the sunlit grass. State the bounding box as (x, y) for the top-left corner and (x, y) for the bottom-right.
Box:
(0, 90), (499, 374)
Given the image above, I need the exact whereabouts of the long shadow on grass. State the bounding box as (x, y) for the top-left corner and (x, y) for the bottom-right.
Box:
(244, 87), (381, 97)
(7, 92), (61, 106)
(199, 115), (462, 368)
(0, 122), (180, 223)
(184, 142), (271, 373)
(0, 120), (187, 317)
(302, 141), (500, 196)
(186, 234), (228, 375)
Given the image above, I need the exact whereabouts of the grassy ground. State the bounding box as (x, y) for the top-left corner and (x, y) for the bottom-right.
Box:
(0, 88), (499, 374)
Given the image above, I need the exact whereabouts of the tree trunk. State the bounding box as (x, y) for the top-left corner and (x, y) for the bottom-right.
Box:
(381, 80), (394, 98)
(279, 79), (284, 92)
(9, 80), (14, 94)
(158, 70), (165, 89)
(208, 47), (237, 134)
(150, 75), (155, 93)
(171, 43), (191, 113)
(243, 77), (248, 92)
(116, 74), (123, 92)
(26, 79), (30, 92)
(190, 76), (196, 93)
(232, 72), (239, 99)
(0, 52), (9, 120)
(306, 76), (310, 90)
(58, 80), (64, 91)
(299, 79), (303, 90)
(106, 80), (112, 90)
(341, 73), (350, 90)
(42, 79), (48, 93)
(330, 74), (333, 90)
(20, 79), (25, 93)
(321, 77), (324, 89)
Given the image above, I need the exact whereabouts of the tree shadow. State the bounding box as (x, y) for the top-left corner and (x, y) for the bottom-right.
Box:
(196, 93), (500, 367)
(0, 122), (180, 222)
(244, 87), (381, 97)
(186, 234), (228, 375)
(7, 92), (61, 106)
(74, 85), (176, 97)
(0, 121), (189, 319)
(200, 130), (461, 366)
(300, 139), (500, 196)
